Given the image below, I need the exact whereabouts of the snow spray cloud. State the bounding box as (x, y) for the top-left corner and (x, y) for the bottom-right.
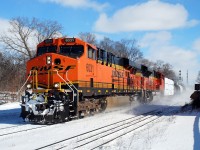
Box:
(151, 87), (193, 106)
(130, 86), (194, 115)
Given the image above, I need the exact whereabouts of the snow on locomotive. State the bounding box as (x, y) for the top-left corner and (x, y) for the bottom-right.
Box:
(20, 37), (176, 123)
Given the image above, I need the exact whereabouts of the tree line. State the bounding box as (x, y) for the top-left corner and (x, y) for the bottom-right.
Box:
(0, 17), (177, 92)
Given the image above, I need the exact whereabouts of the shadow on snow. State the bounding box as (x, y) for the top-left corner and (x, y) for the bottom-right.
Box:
(193, 114), (200, 150)
(127, 103), (199, 117)
(0, 108), (24, 125)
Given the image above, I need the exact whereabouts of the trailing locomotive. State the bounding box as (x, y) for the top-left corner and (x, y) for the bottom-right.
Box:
(20, 37), (170, 123)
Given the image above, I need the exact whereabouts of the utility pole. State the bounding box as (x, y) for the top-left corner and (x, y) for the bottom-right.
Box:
(179, 70), (182, 83)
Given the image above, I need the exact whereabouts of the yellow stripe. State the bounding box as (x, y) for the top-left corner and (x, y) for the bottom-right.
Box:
(97, 60), (124, 70)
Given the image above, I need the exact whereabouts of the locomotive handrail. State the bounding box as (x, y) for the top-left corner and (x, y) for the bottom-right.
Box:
(17, 70), (33, 96)
(53, 70), (75, 103)
(65, 71), (79, 116)
(65, 71), (79, 92)
(32, 70), (38, 89)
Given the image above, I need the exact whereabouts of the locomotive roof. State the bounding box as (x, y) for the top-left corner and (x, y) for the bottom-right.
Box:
(37, 37), (162, 77)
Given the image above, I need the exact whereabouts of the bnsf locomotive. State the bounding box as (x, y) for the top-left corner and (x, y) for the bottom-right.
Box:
(20, 37), (167, 123)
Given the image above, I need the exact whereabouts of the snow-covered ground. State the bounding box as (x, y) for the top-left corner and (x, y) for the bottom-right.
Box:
(0, 88), (199, 150)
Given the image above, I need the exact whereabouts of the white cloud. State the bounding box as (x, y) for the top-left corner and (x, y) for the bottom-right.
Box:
(0, 18), (11, 34)
(0, 18), (11, 52)
(42, 0), (108, 11)
(93, 33), (105, 41)
(140, 31), (199, 85)
(139, 31), (171, 48)
(193, 38), (200, 52)
(94, 0), (199, 33)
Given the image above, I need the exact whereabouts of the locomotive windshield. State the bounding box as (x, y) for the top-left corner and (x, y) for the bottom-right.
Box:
(37, 46), (57, 56)
(60, 45), (84, 58)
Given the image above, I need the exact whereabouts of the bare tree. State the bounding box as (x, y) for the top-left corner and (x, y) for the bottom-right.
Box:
(98, 37), (115, 53)
(137, 59), (177, 80)
(98, 37), (143, 62)
(153, 60), (176, 79)
(196, 71), (200, 83)
(0, 17), (63, 59)
(161, 63), (176, 79)
(153, 60), (165, 71)
(0, 52), (25, 92)
(33, 18), (63, 43)
(137, 58), (155, 67)
(122, 39), (143, 62)
(114, 41), (128, 58)
(112, 39), (142, 61)
(78, 32), (97, 45)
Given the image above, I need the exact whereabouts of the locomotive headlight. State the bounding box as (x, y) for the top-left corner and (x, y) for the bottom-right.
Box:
(53, 83), (60, 88)
(26, 83), (32, 89)
(46, 56), (52, 65)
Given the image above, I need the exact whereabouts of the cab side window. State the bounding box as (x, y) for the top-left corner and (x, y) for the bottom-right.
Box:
(88, 46), (96, 60)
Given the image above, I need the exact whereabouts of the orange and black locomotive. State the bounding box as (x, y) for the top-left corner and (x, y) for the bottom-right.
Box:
(20, 37), (164, 123)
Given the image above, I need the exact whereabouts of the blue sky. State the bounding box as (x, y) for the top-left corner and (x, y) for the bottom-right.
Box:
(0, 0), (200, 85)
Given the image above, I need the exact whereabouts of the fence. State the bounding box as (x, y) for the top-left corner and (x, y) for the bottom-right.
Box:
(0, 92), (17, 102)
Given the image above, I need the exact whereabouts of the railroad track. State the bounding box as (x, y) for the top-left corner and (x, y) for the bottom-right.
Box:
(0, 114), (121, 137)
(36, 106), (179, 150)
(91, 108), (180, 150)
(0, 124), (26, 130)
(0, 124), (51, 137)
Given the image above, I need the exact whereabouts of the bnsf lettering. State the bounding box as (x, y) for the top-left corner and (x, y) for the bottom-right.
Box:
(31, 65), (75, 72)
(86, 64), (94, 72)
(54, 65), (64, 71)
(65, 65), (76, 71)
(112, 70), (124, 78)
(39, 66), (51, 71)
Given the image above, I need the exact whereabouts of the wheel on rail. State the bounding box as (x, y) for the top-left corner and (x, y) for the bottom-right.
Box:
(138, 90), (153, 103)
(99, 98), (107, 112)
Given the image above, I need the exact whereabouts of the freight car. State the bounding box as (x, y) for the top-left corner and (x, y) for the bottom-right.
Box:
(20, 37), (172, 123)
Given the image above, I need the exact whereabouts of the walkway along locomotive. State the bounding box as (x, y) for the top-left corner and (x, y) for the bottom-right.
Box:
(20, 37), (169, 123)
